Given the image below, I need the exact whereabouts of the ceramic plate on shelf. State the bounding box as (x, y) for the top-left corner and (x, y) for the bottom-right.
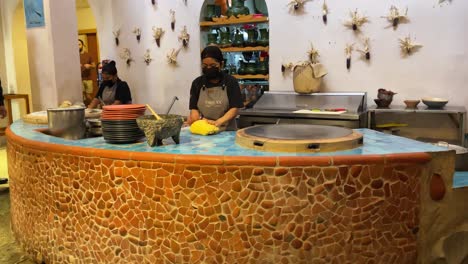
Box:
(421, 97), (448, 108)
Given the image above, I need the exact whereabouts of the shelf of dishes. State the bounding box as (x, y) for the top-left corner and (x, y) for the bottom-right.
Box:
(233, 74), (269, 80)
(200, 16), (269, 27)
(220, 46), (269, 52)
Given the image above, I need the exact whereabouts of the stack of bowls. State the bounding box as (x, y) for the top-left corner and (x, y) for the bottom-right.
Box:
(101, 104), (146, 144)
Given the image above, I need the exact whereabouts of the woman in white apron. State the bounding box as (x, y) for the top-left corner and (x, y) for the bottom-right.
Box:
(188, 46), (244, 131)
(87, 61), (132, 109)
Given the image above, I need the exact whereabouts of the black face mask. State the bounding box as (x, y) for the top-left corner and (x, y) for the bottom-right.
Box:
(203, 67), (221, 80)
(102, 80), (115, 87)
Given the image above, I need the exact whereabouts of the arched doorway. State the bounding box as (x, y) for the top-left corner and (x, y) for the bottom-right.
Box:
(199, 0), (269, 108)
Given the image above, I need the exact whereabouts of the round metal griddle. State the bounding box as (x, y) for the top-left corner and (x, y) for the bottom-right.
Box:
(242, 124), (352, 140)
(236, 124), (363, 153)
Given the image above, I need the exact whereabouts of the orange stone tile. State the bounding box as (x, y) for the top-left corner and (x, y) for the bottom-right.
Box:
(279, 156), (332, 167)
(332, 155), (385, 166)
(384, 153), (431, 164)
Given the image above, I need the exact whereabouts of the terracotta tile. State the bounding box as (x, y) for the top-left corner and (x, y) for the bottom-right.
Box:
(332, 155), (384, 165)
(278, 156), (332, 166)
(384, 153), (431, 164)
(224, 156), (276, 166)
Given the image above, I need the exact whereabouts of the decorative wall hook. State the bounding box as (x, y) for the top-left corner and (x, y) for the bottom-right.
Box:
(167, 48), (181, 65)
(322, 1), (329, 24)
(120, 48), (133, 66)
(345, 43), (354, 69)
(357, 37), (371, 60)
(170, 9), (176, 31)
(132, 27), (141, 42)
(152, 27), (165, 47)
(287, 0), (311, 11)
(307, 44), (320, 64)
(382, 6), (408, 29)
(399, 35), (423, 55)
(344, 9), (369, 31)
(178, 26), (190, 48)
(113, 29), (120, 46)
(144, 49), (152, 65)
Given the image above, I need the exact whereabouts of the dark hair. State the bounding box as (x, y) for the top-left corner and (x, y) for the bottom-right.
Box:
(78, 39), (84, 45)
(201, 45), (224, 63)
(102, 61), (117, 75)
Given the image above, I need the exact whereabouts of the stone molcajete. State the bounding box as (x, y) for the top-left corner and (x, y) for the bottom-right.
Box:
(136, 114), (184, 147)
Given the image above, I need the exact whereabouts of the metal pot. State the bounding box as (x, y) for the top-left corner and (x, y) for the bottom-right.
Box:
(47, 107), (86, 140)
(434, 142), (468, 171)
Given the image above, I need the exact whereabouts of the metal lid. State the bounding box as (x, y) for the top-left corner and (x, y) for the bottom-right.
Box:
(47, 106), (86, 112)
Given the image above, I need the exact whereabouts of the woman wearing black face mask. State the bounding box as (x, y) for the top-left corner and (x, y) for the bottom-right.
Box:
(188, 46), (243, 131)
(87, 61), (132, 109)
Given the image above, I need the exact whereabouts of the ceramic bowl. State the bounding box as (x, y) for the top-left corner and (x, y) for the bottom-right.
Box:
(421, 97), (448, 109)
(404, 100), (420, 109)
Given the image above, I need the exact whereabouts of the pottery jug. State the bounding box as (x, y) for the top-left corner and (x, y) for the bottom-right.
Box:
(207, 33), (218, 45)
(218, 31), (232, 48)
(226, 0), (250, 18)
(258, 28), (269, 47)
(237, 61), (246, 75)
(257, 60), (269, 75)
(245, 62), (257, 75)
(245, 28), (258, 47)
(205, 5), (216, 21)
(232, 29), (245, 47)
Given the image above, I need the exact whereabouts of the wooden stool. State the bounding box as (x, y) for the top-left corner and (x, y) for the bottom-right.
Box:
(0, 94), (30, 135)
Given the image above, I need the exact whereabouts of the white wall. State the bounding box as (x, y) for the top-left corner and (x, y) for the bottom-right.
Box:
(87, 0), (468, 119)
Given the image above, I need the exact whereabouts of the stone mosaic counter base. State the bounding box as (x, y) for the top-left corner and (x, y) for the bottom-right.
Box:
(5, 123), (467, 263)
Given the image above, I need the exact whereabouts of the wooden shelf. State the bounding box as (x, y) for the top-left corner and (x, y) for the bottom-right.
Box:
(233, 74), (269, 80)
(200, 16), (269, 27)
(221, 46), (269, 52)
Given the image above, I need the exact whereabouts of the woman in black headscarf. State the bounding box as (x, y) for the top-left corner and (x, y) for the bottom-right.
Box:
(187, 46), (243, 131)
(87, 61), (132, 108)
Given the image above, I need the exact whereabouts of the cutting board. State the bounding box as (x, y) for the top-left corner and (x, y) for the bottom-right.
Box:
(293, 110), (347, 115)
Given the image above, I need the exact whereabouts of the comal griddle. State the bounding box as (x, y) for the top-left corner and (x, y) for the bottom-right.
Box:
(236, 124), (363, 153)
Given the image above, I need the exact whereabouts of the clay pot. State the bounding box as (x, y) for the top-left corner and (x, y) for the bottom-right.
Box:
(374, 98), (392, 108)
(205, 5), (216, 21)
(232, 29), (245, 47)
(245, 28), (258, 47)
(257, 28), (269, 47)
(226, 0), (250, 18)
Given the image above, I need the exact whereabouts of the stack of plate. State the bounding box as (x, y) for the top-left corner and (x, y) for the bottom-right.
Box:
(101, 104), (146, 144)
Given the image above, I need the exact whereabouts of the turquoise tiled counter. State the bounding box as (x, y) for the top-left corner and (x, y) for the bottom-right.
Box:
(9, 120), (447, 157)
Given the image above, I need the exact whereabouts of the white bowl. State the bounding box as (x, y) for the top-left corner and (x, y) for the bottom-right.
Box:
(421, 97), (448, 108)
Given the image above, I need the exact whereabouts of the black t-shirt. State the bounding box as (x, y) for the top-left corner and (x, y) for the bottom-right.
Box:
(95, 79), (132, 104)
(189, 72), (244, 110)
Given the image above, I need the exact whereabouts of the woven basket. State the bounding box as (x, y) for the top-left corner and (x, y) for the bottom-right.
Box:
(293, 63), (327, 94)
